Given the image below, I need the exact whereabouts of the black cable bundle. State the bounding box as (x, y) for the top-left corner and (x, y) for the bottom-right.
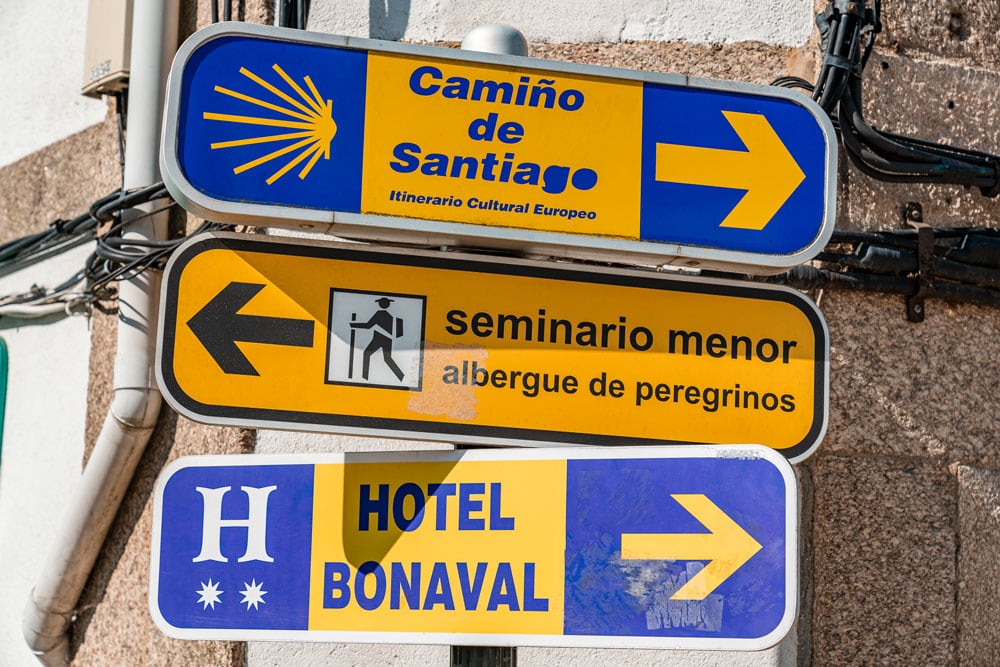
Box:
(277, 0), (310, 29)
(811, 0), (1000, 195)
(708, 228), (1000, 310)
(84, 185), (233, 309)
(0, 184), (233, 315)
(211, 0), (245, 23)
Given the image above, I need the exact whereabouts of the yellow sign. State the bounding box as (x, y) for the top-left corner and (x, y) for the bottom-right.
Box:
(309, 457), (566, 634)
(360, 53), (642, 238)
(157, 233), (828, 461)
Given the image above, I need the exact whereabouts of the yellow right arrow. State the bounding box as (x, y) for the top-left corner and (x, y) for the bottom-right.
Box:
(620, 493), (763, 601)
(654, 111), (805, 231)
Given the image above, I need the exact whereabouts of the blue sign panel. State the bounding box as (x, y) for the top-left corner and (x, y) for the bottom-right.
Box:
(162, 23), (836, 274)
(176, 36), (368, 214)
(150, 446), (797, 650)
(640, 85), (828, 256)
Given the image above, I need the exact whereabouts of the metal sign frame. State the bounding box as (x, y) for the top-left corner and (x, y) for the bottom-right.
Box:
(160, 23), (837, 274)
(150, 445), (798, 650)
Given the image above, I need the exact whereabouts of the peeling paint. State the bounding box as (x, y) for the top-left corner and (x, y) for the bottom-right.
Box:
(621, 560), (724, 632)
(406, 342), (487, 420)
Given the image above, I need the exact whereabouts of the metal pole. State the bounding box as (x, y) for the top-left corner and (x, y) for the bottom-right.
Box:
(450, 23), (529, 667)
(348, 312), (357, 378)
(448, 23), (530, 667)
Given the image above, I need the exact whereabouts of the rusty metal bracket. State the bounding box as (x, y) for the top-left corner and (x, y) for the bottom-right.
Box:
(904, 202), (934, 322)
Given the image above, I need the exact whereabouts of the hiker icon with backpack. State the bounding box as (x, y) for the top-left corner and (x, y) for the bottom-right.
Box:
(350, 297), (405, 381)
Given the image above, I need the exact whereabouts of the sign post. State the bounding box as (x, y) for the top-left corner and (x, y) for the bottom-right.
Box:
(150, 445), (797, 650)
(161, 23), (836, 273)
(156, 233), (828, 461)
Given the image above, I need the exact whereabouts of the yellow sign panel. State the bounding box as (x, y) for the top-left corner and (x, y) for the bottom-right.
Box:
(308, 457), (566, 634)
(360, 53), (643, 237)
(157, 233), (828, 461)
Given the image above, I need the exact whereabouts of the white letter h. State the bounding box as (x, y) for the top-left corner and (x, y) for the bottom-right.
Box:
(192, 485), (277, 563)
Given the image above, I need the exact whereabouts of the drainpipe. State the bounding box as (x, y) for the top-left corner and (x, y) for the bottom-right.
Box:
(22, 0), (178, 664)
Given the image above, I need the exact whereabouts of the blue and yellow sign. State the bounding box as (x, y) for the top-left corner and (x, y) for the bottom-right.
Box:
(150, 446), (797, 650)
(161, 24), (836, 273)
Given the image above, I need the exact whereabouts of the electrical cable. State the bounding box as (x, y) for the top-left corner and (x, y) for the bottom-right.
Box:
(770, 75), (815, 93)
(8, 0), (1000, 323)
(0, 184), (233, 319)
(809, 0), (1000, 195)
(212, 1), (245, 23)
(0, 188), (996, 321)
(757, 264), (1000, 309)
(298, 0), (308, 30)
(113, 91), (128, 189)
(278, 0), (310, 29)
(1, 3), (994, 332)
(707, 228), (1000, 310)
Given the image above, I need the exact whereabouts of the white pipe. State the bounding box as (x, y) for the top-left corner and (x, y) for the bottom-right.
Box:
(22, 0), (178, 664)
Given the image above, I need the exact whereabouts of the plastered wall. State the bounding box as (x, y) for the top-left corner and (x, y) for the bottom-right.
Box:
(0, 14), (125, 665)
(0, 0), (107, 168)
(307, 0), (814, 46)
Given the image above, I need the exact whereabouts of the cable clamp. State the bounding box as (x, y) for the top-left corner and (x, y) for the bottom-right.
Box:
(903, 203), (934, 322)
(979, 155), (1000, 197)
(822, 54), (854, 72)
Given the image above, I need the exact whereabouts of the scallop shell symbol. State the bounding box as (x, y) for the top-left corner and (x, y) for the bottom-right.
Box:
(203, 64), (337, 185)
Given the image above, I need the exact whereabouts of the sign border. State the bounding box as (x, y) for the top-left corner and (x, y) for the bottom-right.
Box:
(156, 232), (829, 462)
(149, 444), (798, 651)
(160, 22), (837, 275)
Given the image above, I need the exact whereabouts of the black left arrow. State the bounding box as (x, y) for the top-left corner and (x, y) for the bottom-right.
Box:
(187, 282), (315, 376)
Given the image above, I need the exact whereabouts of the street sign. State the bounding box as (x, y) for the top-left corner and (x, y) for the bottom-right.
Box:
(150, 445), (798, 649)
(156, 233), (828, 461)
(161, 23), (837, 274)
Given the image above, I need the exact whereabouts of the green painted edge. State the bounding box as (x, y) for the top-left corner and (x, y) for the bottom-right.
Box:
(0, 337), (8, 464)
